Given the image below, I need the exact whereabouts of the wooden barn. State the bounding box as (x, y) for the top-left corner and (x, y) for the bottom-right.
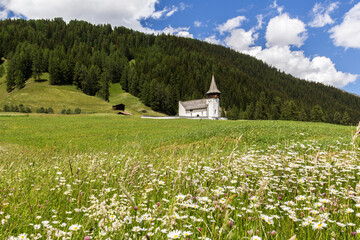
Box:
(112, 104), (125, 111)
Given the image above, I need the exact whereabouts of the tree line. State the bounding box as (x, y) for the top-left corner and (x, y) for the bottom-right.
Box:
(0, 18), (359, 124)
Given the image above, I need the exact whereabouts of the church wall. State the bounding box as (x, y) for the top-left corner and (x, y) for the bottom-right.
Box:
(186, 108), (207, 117)
(178, 102), (187, 116)
(206, 98), (220, 118)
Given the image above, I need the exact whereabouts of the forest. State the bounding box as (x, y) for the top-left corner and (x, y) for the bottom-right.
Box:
(0, 18), (359, 124)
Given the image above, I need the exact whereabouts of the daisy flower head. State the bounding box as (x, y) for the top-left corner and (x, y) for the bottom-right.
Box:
(132, 226), (141, 232)
(251, 236), (262, 240)
(17, 233), (29, 240)
(69, 224), (81, 231)
(167, 230), (182, 239)
(346, 208), (354, 213)
(176, 194), (186, 201)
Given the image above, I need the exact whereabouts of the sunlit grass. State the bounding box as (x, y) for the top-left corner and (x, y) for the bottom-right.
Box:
(0, 115), (359, 239)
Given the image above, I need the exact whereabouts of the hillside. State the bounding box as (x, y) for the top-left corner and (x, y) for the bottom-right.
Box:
(0, 69), (163, 115)
(0, 18), (359, 124)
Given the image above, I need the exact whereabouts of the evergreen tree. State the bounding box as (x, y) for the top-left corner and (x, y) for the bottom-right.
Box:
(333, 111), (342, 124)
(32, 47), (43, 81)
(341, 111), (351, 125)
(243, 102), (255, 120)
(82, 65), (100, 95)
(226, 105), (239, 120)
(6, 58), (16, 92)
(310, 105), (325, 122)
(49, 57), (63, 85)
(97, 70), (110, 101)
(254, 92), (267, 120)
(299, 108), (308, 121)
(269, 97), (282, 120)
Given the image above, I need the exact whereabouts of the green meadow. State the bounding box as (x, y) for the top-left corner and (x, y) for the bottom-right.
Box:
(0, 114), (354, 154)
(1, 114), (360, 240)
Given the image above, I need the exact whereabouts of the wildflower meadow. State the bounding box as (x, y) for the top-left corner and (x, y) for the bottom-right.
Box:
(1, 115), (359, 240)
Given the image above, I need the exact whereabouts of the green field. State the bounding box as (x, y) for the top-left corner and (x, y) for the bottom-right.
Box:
(0, 115), (359, 240)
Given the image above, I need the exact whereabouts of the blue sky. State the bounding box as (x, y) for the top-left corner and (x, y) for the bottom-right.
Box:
(1, 0), (360, 94)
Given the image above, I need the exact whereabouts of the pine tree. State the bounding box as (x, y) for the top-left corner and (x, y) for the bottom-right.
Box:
(333, 111), (342, 124)
(341, 111), (351, 125)
(32, 47), (43, 81)
(226, 105), (239, 120)
(97, 70), (110, 101)
(6, 59), (16, 92)
(269, 97), (282, 120)
(49, 57), (63, 85)
(82, 65), (100, 95)
(310, 105), (325, 122)
(299, 108), (308, 121)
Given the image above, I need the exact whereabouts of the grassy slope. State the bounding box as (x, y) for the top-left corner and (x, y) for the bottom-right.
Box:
(0, 63), (164, 115)
(109, 83), (164, 116)
(0, 114), (355, 154)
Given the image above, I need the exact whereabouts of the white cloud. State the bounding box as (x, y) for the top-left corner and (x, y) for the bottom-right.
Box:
(246, 44), (357, 88)
(194, 21), (202, 27)
(217, 16), (246, 34)
(0, 9), (8, 19)
(224, 28), (257, 51)
(330, 2), (360, 49)
(216, 12), (358, 88)
(162, 26), (193, 38)
(204, 35), (221, 45)
(3, 0), (159, 31)
(266, 13), (307, 47)
(166, 6), (178, 17)
(255, 14), (264, 30)
(151, 5), (178, 19)
(271, 0), (284, 14)
(309, 2), (339, 27)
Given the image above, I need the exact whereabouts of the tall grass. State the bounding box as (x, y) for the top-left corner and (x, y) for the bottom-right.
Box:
(0, 115), (359, 239)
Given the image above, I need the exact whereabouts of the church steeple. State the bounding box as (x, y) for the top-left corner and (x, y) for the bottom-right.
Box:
(206, 75), (221, 98)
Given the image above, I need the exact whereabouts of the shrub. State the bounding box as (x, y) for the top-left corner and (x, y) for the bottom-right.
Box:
(61, 109), (66, 114)
(74, 108), (81, 114)
(66, 108), (72, 114)
(24, 107), (31, 113)
(36, 107), (45, 113)
(3, 105), (10, 112)
(47, 107), (54, 114)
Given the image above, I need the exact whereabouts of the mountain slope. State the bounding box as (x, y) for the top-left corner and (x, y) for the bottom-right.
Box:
(0, 72), (163, 115)
(0, 19), (359, 123)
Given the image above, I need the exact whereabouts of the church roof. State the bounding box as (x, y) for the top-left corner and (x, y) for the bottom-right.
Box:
(179, 99), (208, 110)
(206, 75), (221, 95)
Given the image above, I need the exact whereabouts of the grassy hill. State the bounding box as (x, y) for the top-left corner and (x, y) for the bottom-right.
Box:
(0, 66), (163, 115)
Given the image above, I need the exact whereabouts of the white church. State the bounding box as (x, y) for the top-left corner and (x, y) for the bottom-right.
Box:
(178, 75), (221, 119)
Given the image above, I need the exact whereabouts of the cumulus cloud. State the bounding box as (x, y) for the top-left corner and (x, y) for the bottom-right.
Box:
(224, 28), (257, 51)
(217, 13), (357, 87)
(204, 35), (221, 45)
(162, 26), (193, 38)
(266, 13), (307, 47)
(309, 2), (339, 27)
(2, 0), (160, 31)
(217, 16), (246, 34)
(249, 46), (357, 87)
(330, 2), (360, 49)
(0, 9), (8, 19)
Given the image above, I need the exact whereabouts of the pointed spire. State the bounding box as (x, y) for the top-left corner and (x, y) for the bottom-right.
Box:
(206, 75), (221, 95)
